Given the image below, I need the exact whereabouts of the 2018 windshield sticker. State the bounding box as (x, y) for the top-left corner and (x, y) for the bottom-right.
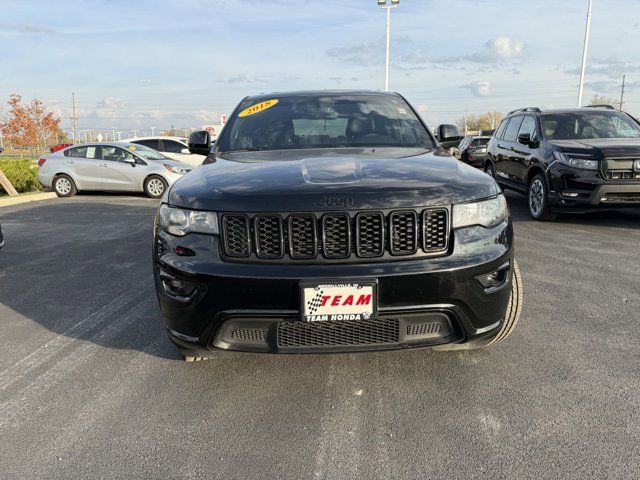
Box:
(238, 99), (279, 117)
(128, 145), (136, 151)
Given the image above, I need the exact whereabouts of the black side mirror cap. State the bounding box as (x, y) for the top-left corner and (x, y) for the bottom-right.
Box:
(517, 133), (531, 145)
(188, 130), (212, 156)
(437, 124), (463, 148)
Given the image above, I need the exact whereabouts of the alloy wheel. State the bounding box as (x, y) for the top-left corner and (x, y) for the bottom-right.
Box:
(147, 178), (165, 197)
(56, 177), (71, 195)
(529, 178), (544, 217)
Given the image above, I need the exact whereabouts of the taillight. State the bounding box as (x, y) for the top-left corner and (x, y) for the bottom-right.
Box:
(37, 158), (47, 167)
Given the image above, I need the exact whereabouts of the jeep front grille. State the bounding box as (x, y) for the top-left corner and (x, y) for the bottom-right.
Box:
(220, 208), (450, 263)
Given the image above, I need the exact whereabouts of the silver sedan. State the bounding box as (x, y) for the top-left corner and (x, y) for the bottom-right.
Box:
(37, 142), (194, 198)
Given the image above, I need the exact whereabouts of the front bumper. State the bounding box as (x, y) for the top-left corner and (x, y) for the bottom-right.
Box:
(548, 163), (640, 209)
(153, 219), (514, 355)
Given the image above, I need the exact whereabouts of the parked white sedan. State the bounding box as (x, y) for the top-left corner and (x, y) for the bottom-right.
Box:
(37, 142), (192, 198)
(121, 136), (207, 166)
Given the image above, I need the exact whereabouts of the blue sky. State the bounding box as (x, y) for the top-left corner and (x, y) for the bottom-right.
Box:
(2, 0), (640, 136)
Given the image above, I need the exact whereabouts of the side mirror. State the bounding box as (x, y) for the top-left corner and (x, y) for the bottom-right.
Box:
(517, 133), (531, 145)
(437, 124), (463, 148)
(188, 131), (212, 155)
(180, 148), (190, 154)
(124, 157), (136, 165)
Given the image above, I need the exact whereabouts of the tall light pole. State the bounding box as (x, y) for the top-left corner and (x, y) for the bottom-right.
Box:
(577, 0), (593, 107)
(378, 0), (399, 92)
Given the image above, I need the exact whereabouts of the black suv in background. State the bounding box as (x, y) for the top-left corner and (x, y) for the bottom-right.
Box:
(456, 136), (491, 167)
(485, 106), (640, 220)
(153, 90), (522, 361)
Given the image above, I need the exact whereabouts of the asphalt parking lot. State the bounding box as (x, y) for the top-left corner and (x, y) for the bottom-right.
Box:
(1, 192), (639, 479)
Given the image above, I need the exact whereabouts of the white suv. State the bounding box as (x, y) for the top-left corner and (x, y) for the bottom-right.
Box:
(121, 136), (206, 166)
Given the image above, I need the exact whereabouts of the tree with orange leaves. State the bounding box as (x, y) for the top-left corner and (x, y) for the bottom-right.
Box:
(0, 94), (66, 155)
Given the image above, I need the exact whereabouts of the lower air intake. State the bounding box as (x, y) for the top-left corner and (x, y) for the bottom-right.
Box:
(407, 322), (442, 336)
(277, 318), (399, 348)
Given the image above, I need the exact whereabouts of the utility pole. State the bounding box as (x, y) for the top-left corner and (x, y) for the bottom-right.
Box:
(150, 126), (155, 136)
(71, 92), (79, 143)
(619, 74), (626, 111)
(378, 0), (399, 92)
(577, 0), (593, 107)
(132, 129), (139, 138)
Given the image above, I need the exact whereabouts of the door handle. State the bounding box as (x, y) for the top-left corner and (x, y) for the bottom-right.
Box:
(65, 160), (74, 164)
(101, 163), (108, 167)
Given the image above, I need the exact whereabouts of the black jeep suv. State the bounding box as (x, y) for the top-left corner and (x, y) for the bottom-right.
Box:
(153, 91), (522, 361)
(485, 106), (640, 220)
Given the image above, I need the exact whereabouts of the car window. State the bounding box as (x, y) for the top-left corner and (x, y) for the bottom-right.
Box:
(459, 137), (471, 149)
(470, 138), (489, 147)
(64, 146), (100, 159)
(503, 116), (524, 142)
(518, 116), (537, 140)
(102, 146), (136, 162)
(494, 120), (508, 140)
(219, 94), (434, 152)
(135, 139), (161, 150)
(542, 111), (640, 140)
(161, 140), (186, 153)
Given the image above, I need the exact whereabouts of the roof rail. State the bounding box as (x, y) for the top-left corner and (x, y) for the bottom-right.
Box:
(583, 104), (616, 110)
(507, 107), (542, 115)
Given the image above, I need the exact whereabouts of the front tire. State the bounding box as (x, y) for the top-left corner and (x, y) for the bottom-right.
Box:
(53, 174), (77, 197)
(434, 260), (523, 351)
(484, 161), (496, 178)
(486, 259), (523, 346)
(144, 175), (167, 199)
(528, 173), (557, 221)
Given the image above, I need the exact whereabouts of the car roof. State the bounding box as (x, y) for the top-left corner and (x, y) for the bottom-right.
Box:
(121, 136), (186, 142)
(506, 106), (623, 117)
(58, 142), (145, 150)
(243, 89), (400, 102)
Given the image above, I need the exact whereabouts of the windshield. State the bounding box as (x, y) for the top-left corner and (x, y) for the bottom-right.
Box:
(218, 94), (434, 152)
(542, 111), (640, 140)
(128, 144), (168, 160)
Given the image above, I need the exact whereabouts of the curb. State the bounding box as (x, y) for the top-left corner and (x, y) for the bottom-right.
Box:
(0, 192), (57, 208)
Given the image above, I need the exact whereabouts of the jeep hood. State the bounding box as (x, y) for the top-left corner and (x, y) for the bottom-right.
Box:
(167, 147), (499, 212)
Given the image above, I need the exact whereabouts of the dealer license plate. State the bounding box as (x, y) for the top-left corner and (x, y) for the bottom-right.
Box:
(300, 281), (377, 322)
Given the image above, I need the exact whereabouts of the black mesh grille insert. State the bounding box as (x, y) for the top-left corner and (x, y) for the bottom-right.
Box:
(390, 211), (418, 255)
(222, 215), (250, 257)
(231, 328), (268, 342)
(322, 214), (351, 258)
(356, 213), (384, 257)
(220, 209), (449, 262)
(255, 215), (283, 258)
(289, 215), (317, 259)
(407, 322), (442, 336)
(277, 319), (399, 348)
(423, 209), (448, 252)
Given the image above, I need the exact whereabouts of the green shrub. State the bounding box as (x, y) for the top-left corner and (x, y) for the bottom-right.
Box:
(0, 159), (41, 194)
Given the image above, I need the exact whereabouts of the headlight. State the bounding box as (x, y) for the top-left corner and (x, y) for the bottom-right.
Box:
(158, 204), (218, 236)
(164, 164), (191, 175)
(453, 194), (508, 229)
(553, 152), (598, 170)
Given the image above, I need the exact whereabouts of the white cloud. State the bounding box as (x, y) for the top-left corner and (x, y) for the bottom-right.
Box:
(462, 81), (492, 97)
(488, 37), (524, 61)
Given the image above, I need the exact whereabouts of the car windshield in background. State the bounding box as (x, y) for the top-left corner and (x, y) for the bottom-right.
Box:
(218, 94), (434, 152)
(542, 111), (640, 140)
(131, 145), (167, 160)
